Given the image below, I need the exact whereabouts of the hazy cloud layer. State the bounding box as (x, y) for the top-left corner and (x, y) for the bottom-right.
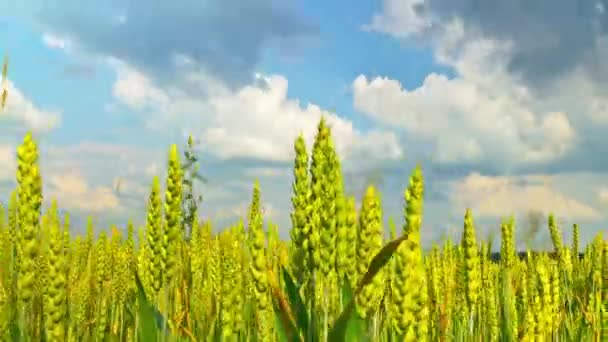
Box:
(450, 172), (600, 221)
(16, 0), (318, 88)
(0, 80), (61, 134)
(0, 145), (15, 181)
(368, 0), (608, 87)
(363, 1), (608, 176)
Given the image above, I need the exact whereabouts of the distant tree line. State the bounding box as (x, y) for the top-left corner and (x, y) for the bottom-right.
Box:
(488, 251), (584, 262)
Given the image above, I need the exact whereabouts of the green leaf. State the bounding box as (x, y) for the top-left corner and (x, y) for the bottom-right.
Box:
(340, 278), (365, 342)
(193, 173), (208, 183)
(358, 234), (408, 291)
(340, 275), (354, 308)
(9, 319), (21, 342)
(134, 272), (160, 341)
(486, 229), (495, 258)
(574, 321), (586, 342)
(1, 55), (8, 110)
(329, 233), (409, 342)
(498, 268), (515, 342)
(274, 307), (291, 342)
(181, 160), (194, 170)
(282, 268), (309, 338)
(269, 267), (300, 342)
(205, 314), (218, 342)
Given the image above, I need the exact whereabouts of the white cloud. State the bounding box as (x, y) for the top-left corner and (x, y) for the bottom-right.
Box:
(1, 138), (258, 224)
(47, 172), (120, 213)
(113, 14), (127, 25)
(244, 167), (287, 178)
(202, 73), (402, 162)
(1, 80), (61, 133)
(36, 141), (165, 215)
(363, 0), (432, 37)
(44, 141), (151, 173)
(209, 200), (277, 222)
(450, 172), (600, 220)
(109, 60), (404, 165)
(110, 60), (170, 111)
(36, 140), (273, 224)
(360, 6), (608, 173)
(0, 144), (15, 181)
(355, 0), (608, 240)
(144, 162), (160, 178)
(42, 33), (71, 50)
(598, 188), (608, 203)
(352, 35), (576, 166)
(0, 143), (118, 214)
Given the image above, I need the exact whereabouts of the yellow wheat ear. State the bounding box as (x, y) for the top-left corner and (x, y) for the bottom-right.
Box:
(1, 54), (7, 109)
(112, 225), (121, 238)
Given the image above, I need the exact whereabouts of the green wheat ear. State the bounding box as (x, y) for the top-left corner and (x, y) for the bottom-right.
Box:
(2, 87), (608, 341)
(1, 54), (7, 109)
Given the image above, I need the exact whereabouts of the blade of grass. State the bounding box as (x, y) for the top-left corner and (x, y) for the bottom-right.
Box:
(340, 276), (365, 341)
(329, 232), (409, 341)
(135, 272), (160, 341)
(282, 267), (309, 339)
(269, 266), (301, 342)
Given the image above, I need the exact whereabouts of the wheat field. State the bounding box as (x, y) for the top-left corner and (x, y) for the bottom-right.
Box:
(0, 117), (606, 342)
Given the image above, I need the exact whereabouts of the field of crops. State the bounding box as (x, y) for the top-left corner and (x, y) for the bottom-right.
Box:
(0, 118), (606, 341)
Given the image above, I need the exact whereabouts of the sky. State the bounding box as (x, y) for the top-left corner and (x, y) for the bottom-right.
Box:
(0, 0), (607, 250)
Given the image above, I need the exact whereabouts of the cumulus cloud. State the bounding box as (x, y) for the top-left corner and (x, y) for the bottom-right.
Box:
(111, 61), (170, 111)
(353, 70), (575, 165)
(47, 172), (120, 213)
(15, 0), (318, 88)
(0, 144), (15, 181)
(363, 0), (432, 37)
(42, 33), (71, 50)
(368, 0), (608, 87)
(450, 172), (600, 221)
(27, 139), (294, 230)
(30, 141), (264, 229)
(598, 188), (608, 203)
(0, 142), (134, 216)
(144, 162), (160, 178)
(210, 200), (277, 223)
(244, 167), (287, 178)
(44, 141), (156, 171)
(358, 2), (608, 174)
(109, 61), (404, 166)
(1, 80), (61, 134)
(34, 141), (166, 217)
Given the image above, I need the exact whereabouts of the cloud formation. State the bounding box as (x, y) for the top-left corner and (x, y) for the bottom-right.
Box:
(361, 1), (608, 175)
(352, 33), (577, 168)
(47, 172), (120, 212)
(360, 0), (608, 239)
(42, 33), (70, 50)
(0, 144), (15, 181)
(0, 141), (145, 221)
(450, 172), (600, 221)
(1, 80), (61, 134)
(110, 61), (404, 166)
(368, 0), (608, 87)
(19, 0), (318, 88)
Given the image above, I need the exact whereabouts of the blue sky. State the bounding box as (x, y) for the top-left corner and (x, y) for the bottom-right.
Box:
(1, 0), (607, 249)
